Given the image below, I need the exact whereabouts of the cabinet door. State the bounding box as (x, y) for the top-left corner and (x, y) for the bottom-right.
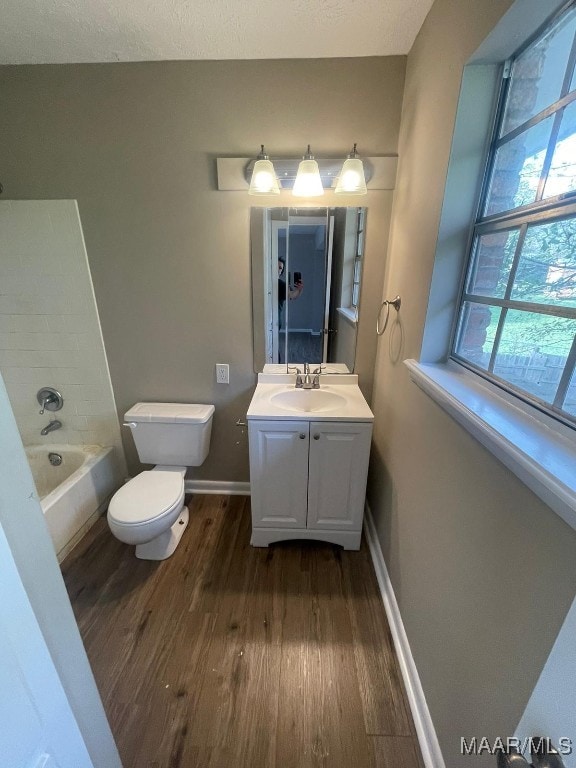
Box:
(249, 420), (309, 528)
(307, 422), (372, 531)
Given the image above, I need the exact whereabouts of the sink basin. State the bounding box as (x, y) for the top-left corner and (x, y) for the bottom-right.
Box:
(270, 388), (347, 413)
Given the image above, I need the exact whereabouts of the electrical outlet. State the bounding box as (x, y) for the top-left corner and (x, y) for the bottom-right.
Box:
(216, 363), (229, 384)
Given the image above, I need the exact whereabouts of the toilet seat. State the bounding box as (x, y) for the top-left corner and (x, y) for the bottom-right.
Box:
(108, 471), (185, 526)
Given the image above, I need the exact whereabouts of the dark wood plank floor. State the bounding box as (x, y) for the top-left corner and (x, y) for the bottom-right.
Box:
(62, 494), (424, 768)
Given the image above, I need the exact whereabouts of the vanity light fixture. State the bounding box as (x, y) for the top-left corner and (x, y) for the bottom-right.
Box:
(248, 145), (280, 195)
(292, 145), (324, 197)
(242, 144), (374, 195)
(334, 144), (367, 195)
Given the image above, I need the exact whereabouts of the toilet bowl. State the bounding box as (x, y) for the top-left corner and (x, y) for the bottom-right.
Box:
(108, 468), (188, 559)
(107, 402), (215, 560)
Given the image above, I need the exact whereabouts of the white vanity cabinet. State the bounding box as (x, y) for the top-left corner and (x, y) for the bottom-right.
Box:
(248, 419), (372, 550)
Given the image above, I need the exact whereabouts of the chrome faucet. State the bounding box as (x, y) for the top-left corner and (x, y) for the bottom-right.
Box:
(312, 367), (323, 388)
(37, 387), (63, 415)
(299, 363), (321, 389)
(290, 364), (323, 389)
(41, 419), (62, 436)
(288, 366), (304, 388)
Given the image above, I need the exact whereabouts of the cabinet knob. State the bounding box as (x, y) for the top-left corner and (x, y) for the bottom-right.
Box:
(299, 433), (306, 439)
(313, 434), (320, 440)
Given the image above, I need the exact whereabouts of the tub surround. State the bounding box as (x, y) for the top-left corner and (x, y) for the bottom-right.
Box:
(0, 199), (127, 559)
(0, 200), (125, 465)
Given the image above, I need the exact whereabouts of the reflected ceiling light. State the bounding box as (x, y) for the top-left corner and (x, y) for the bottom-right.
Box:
(293, 145), (324, 197)
(248, 145), (280, 195)
(335, 144), (367, 195)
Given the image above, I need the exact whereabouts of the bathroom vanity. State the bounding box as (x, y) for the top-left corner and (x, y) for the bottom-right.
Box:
(247, 373), (374, 549)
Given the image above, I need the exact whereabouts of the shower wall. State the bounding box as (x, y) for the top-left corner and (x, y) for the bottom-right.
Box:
(0, 200), (124, 461)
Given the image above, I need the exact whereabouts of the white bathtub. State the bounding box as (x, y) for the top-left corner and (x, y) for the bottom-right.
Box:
(25, 444), (122, 562)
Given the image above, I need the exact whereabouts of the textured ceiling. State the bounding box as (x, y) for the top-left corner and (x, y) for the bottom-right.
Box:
(0, 0), (434, 65)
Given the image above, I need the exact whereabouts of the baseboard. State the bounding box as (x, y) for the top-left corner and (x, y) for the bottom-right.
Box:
(184, 480), (251, 496)
(364, 503), (445, 768)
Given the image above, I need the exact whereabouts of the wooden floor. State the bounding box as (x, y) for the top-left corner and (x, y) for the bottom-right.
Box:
(62, 495), (424, 768)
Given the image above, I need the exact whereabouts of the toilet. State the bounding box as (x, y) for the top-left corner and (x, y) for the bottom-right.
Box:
(107, 402), (215, 560)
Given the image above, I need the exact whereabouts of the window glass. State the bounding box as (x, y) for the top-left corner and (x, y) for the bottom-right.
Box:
(543, 100), (576, 199)
(467, 229), (520, 297)
(484, 117), (554, 216)
(501, 7), (576, 136)
(511, 216), (576, 308)
(492, 310), (576, 403)
(455, 302), (501, 369)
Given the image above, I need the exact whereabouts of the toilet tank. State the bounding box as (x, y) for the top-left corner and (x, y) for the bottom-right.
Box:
(124, 403), (215, 466)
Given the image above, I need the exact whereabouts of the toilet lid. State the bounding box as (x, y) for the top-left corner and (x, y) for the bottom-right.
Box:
(108, 471), (184, 525)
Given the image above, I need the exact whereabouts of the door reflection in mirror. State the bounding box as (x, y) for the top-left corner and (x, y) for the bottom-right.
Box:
(251, 207), (367, 372)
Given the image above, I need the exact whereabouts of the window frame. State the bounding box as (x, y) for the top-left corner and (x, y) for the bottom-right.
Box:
(450, 0), (576, 428)
(350, 207), (365, 311)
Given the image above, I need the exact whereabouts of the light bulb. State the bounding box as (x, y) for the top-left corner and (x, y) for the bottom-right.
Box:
(335, 145), (367, 195)
(293, 146), (324, 197)
(248, 146), (280, 195)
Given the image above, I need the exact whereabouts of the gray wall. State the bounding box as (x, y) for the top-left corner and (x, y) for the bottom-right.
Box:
(368, 1), (576, 766)
(0, 57), (404, 478)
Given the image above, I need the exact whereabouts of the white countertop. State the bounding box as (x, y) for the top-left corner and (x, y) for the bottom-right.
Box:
(247, 374), (374, 421)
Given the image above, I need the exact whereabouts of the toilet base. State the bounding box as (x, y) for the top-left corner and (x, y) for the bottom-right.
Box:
(135, 506), (189, 560)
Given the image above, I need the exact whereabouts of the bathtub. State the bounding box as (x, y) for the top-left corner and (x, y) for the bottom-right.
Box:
(25, 444), (122, 562)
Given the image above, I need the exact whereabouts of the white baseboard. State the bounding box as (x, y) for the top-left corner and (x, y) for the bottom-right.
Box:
(184, 479), (250, 496)
(364, 503), (445, 768)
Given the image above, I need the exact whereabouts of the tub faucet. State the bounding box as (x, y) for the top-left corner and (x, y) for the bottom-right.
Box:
(41, 419), (62, 436)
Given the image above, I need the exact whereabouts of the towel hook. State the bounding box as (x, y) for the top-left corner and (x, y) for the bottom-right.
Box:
(376, 295), (401, 336)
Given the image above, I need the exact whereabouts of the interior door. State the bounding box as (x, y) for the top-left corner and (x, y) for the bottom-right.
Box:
(0, 526), (94, 768)
(270, 220), (288, 363)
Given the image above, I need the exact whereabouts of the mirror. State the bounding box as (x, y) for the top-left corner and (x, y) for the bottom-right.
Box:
(251, 207), (367, 372)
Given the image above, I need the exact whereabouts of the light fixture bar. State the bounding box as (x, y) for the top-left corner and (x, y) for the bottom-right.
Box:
(244, 157), (373, 190)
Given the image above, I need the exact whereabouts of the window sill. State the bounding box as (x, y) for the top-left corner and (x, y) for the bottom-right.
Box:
(337, 307), (358, 326)
(404, 359), (576, 531)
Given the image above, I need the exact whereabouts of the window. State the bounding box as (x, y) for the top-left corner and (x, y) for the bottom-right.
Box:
(351, 208), (365, 310)
(337, 207), (365, 323)
(453, 1), (576, 425)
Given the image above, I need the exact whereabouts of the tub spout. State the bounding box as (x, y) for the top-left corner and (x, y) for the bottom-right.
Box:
(41, 419), (62, 436)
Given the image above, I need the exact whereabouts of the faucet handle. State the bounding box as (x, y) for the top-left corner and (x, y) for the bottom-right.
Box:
(312, 365), (326, 375)
(39, 394), (55, 415)
(287, 365), (302, 375)
(37, 387), (63, 415)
